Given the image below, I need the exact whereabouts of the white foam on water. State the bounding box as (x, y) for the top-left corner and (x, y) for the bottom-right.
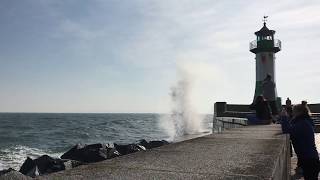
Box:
(0, 145), (62, 170)
(0, 160), (9, 171)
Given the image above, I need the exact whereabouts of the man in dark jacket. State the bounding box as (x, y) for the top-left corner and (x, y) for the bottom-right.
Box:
(280, 104), (319, 180)
(262, 74), (278, 115)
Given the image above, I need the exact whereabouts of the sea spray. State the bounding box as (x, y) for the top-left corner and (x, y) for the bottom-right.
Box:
(159, 67), (204, 141)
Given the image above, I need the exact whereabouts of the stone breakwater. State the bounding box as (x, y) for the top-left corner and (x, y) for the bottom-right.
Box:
(42, 124), (290, 180)
(0, 125), (291, 180)
(0, 139), (169, 179)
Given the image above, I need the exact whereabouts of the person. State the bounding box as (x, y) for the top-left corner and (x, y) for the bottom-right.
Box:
(280, 103), (319, 179)
(285, 98), (300, 172)
(249, 95), (272, 124)
(301, 100), (315, 127)
(302, 100), (308, 106)
(285, 97), (293, 118)
(262, 74), (278, 116)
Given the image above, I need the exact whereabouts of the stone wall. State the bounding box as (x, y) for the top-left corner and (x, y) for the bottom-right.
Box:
(214, 102), (320, 118)
(214, 102), (253, 118)
(309, 104), (320, 113)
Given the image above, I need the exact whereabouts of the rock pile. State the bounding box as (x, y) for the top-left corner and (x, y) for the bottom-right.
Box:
(0, 139), (169, 179)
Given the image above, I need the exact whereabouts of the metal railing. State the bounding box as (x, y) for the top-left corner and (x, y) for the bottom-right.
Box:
(312, 113), (320, 124)
(249, 39), (281, 51)
(274, 39), (281, 50)
(249, 40), (257, 50)
(213, 116), (248, 133)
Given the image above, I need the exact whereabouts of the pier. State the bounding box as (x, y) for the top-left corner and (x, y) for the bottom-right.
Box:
(39, 102), (320, 179)
(41, 124), (290, 180)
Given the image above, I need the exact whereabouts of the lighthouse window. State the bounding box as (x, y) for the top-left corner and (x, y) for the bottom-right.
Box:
(257, 36), (272, 41)
(259, 36), (272, 40)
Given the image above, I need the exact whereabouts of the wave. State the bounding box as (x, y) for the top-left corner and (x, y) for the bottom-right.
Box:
(0, 160), (7, 171)
(0, 145), (62, 171)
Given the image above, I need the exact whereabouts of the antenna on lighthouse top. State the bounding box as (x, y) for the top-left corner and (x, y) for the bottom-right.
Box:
(263, 16), (268, 26)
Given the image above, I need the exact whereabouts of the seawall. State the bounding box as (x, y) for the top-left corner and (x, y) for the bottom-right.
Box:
(41, 124), (290, 180)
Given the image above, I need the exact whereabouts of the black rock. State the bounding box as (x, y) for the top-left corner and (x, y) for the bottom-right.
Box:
(60, 143), (116, 163)
(138, 139), (169, 149)
(34, 155), (65, 174)
(19, 155), (65, 177)
(138, 139), (149, 148)
(27, 166), (39, 178)
(148, 140), (169, 148)
(114, 143), (146, 155)
(85, 143), (104, 149)
(106, 147), (121, 159)
(60, 144), (84, 160)
(19, 157), (37, 177)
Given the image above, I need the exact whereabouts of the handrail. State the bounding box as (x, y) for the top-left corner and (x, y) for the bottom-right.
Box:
(274, 39), (281, 49)
(213, 116), (248, 133)
(249, 39), (281, 51)
(217, 119), (248, 126)
(249, 40), (257, 50)
(312, 114), (320, 124)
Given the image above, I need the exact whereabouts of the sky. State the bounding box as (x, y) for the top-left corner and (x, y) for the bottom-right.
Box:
(0, 0), (319, 113)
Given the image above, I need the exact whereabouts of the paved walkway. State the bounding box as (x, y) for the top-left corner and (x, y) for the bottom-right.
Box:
(41, 125), (289, 180)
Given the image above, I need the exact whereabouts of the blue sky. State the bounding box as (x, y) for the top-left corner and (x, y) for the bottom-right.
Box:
(0, 0), (319, 113)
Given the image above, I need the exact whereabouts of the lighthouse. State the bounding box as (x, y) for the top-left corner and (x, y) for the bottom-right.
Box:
(250, 17), (281, 106)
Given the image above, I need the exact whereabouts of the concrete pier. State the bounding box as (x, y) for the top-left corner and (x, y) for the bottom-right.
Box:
(40, 125), (290, 180)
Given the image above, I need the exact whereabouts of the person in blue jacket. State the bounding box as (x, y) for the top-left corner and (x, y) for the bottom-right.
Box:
(280, 103), (319, 180)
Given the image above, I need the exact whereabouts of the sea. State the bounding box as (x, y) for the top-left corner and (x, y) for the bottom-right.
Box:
(0, 113), (213, 170)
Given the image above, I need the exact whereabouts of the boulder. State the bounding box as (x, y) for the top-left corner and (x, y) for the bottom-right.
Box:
(61, 143), (119, 163)
(138, 139), (149, 148)
(34, 155), (65, 174)
(106, 147), (121, 159)
(25, 166), (39, 178)
(19, 157), (37, 177)
(114, 143), (146, 155)
(138, 139), (169, 149)
(19, 155), (65, 177)
(60, 144), (84, 161)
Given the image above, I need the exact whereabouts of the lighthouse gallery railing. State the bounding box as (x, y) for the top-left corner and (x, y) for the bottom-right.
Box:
(249, 39), (281, 51)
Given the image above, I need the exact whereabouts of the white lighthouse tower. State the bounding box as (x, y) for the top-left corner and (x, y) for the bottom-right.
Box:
(250, 17), (281, 102)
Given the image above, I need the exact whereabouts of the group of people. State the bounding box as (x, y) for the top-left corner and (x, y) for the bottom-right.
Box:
(281, 101), (319, 179)
(250, 74), (319, 179)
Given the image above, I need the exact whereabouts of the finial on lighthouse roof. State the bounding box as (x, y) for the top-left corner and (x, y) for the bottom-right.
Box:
(263, 15), (268, 26)
(254, 16), (274, 36)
